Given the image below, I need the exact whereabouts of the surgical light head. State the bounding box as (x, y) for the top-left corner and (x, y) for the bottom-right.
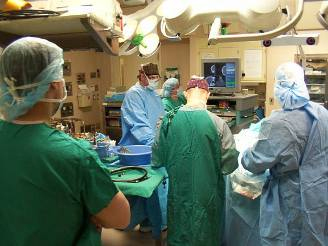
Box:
(0, 37), (64, 121)
(274, 62), (309, 110)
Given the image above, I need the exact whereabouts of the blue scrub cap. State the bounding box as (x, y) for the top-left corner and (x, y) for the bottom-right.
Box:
(274, 62), (309, 110)
(0, 37), (64, 121)
(162, 78), (179, 97)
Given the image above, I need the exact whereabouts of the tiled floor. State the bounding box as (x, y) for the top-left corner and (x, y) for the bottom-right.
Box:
(101, 227), (167, 246)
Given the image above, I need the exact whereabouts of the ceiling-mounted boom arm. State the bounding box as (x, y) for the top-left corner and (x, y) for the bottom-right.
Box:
(208, 0), (304, 44)
(120, 0), (305, 57)
(317, 1), (328, 30)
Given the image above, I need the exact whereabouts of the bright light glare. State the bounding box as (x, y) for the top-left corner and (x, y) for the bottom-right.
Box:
(119, 19), (138, 43)
(136, 15), (158, 35)
(248, 0), (279, 14)
(157, 0), (188, 19)
(139, 33), (160, 56)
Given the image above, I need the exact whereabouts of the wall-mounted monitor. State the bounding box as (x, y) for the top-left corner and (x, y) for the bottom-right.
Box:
(201, 58), (240, 94)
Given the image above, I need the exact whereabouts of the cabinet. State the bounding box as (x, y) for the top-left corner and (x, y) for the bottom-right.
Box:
(103, 102), (122, 142)
(207, 94), (258, 133)
(297, 55), (328, 108)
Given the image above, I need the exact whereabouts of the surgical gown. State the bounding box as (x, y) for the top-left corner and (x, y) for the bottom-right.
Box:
(241, 102), (328, 246)
(152, 105), (238, 246)
(119, 82), (167, 233)
(224, 177), (261, 246)
(119, 83), (165, 146)
(0, 120), (119, 246)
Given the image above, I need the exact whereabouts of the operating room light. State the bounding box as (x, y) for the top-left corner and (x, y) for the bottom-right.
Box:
(157, 0), (188, 19)
(120, 19), (138, 42)
(139, 32), (160, 56)
(119, 0), (305, 57)
(136, 15), (158, 35)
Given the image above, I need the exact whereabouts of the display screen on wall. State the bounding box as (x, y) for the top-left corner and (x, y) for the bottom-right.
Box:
(201, 58), (240, 94)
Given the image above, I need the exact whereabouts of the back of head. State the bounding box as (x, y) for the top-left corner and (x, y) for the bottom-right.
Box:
(186, 76), (209, 92)
(162, 78), (179, 97)
(0, 37), (63, 121)
(185, 76), (210, 107)
(274, 62), (309, 110)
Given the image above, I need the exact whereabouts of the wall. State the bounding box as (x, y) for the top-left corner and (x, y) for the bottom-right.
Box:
(120, 52), (158, 89)
(112, 39), (190, 89)
(189, 37), (265, 80)
(54, 50), (113, 132)
(160, 39), (190, 88)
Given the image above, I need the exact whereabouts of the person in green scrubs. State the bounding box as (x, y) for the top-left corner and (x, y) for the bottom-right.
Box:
(161, 78), (186, 112)
(152, 77), (239, 246)
(0, 37), (130, 246)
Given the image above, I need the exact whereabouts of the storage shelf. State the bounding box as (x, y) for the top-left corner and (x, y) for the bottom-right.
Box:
(296, 54), (328, 109)
(309, 92), (325, 95)
(305, 73), (326, 76)
(103, 102), (122, 107)
(106, 126), (121, 129)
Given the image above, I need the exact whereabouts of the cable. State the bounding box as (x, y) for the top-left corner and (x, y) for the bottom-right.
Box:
(0, 10), (60, 20)
(110, 166), (149, 183)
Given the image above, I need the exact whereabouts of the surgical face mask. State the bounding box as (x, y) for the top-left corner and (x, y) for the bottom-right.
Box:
(40, 79), (67, 116)
(146, 76), (160, 90)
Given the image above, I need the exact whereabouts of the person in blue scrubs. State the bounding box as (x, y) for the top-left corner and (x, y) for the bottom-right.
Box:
(224, 121), (265, 246)
(119, 63), (165, 146)
(119, 63), (167, 234)
(241, 62), (328, 245)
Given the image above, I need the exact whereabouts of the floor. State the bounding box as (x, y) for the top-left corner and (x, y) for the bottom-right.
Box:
(101, 227), (167, 246)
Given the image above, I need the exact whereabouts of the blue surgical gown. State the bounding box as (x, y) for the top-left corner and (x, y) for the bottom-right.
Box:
(119, 83), (165, 146)
(224, 176), (261, 246)
(241, 102), (328, 246)
(119, 83), (166, 236)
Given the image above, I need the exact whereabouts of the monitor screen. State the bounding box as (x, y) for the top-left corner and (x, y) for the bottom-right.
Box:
(201, 58), (240, 93)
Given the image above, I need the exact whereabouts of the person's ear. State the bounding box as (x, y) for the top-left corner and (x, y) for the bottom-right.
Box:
(137, 70), (142, 80)
(44, 81), (60, 98)
(50, 81), (62, 89)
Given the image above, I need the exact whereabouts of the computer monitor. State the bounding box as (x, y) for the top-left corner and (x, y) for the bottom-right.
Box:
(201, 58), (240, 94)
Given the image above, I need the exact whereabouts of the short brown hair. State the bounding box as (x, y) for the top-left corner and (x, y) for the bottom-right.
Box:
(141, 63), (159, 76)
